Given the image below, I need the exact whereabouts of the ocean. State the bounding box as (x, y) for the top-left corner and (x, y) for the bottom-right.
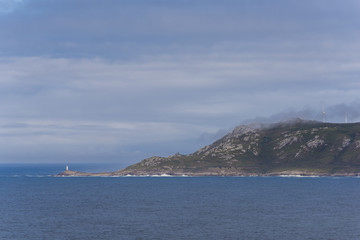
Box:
(0, 164), (359, 240)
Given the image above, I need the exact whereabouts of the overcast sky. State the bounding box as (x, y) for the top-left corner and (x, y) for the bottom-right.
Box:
(0, 0), (360, 165)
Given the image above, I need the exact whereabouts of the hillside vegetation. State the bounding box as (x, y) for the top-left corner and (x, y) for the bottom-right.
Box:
(116, 119), (360, 176)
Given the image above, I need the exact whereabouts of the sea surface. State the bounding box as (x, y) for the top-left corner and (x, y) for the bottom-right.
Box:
(0, 164), (359, 240)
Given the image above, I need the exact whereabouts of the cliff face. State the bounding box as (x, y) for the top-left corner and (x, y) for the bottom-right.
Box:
(116, 120), (360, 176)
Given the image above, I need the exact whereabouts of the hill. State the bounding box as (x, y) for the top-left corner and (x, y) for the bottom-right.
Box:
(58, 119), (360, 176)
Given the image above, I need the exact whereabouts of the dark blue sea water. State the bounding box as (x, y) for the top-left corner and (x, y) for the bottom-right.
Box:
(0, 164), (359, 240)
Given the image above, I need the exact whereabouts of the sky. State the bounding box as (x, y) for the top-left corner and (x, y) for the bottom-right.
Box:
(0, 0), (360, 165)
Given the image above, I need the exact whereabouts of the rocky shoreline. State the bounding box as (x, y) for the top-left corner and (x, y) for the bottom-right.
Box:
(55, 169), (360, 177)
(55, 120), (360, 178)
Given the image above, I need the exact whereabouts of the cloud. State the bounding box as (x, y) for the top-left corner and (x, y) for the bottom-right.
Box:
(1, 0), (359, 58)
(0, 119), (218, 163)
(0, 55), (359, 163)
(0, 119), (217, 145)
(0, 56), (359, 124)
(243, 100), (360, 124)
(0, 0), (359, 164)
(0, 0), (23, 14)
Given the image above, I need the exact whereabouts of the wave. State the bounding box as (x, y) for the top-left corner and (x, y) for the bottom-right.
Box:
(278, 175), (320, 178)
(0, 174), (53, 178)
(120, 174), (190, 177)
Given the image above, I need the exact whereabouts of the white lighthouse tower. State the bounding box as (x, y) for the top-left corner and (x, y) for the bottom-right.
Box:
(345, 112), (348, 123)
(66, 165), (69, 171)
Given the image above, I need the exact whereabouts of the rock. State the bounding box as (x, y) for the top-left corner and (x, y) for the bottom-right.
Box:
(306, 135), (324, 149)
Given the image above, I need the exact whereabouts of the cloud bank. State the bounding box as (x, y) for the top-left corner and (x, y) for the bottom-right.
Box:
(0, 0), (359, 164)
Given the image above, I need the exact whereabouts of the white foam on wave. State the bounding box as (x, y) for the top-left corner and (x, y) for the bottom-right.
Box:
(121, 174), (190, 177)
(278, 175), (320, 178)
(23, 174), (52, 178)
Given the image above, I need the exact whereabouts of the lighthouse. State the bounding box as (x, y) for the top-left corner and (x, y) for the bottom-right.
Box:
(66, 165), (69, 171)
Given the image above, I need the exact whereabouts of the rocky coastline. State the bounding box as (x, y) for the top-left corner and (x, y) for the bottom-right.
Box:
(55, 168), (360, 177)
(56, 120), (360, 177)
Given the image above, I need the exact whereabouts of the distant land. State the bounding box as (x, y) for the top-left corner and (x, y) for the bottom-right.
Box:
(57, 119), (360, 177)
